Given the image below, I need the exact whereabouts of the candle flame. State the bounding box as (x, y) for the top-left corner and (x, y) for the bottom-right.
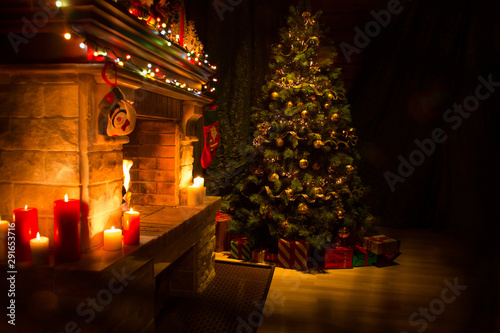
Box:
(64, 194), (68, 202)
(123, 160), (134, 191)
(111, 226), (115, 230)
(24, 205), (28, 210)
(130, 208), (134, 212)
(36, 232), (41, 240)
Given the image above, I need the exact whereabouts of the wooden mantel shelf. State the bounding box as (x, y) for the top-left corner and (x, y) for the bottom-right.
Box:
(0, 196), (221, 333)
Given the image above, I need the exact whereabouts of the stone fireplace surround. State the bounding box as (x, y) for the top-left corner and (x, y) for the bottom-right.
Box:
(0, 1), (219, 332)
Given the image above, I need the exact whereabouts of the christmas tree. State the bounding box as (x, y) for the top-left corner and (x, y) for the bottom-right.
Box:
(229, 4), (377, 253)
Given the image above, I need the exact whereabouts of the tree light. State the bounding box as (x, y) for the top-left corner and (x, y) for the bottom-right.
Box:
(64, 32), (71, 40)
(56, 1), (63, 7)
(79, 42), (86, 49)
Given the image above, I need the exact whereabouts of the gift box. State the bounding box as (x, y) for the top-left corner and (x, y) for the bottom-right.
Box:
(363, 235), (400, 255)
(278, 239), (309, 270)
(352, 245), (377, 267)
(230, 237), (251, 260)
(252, 248), (268, 263)
(266, 252), (278, 263)
(325, 246), (353, 269)
(215, 211), (232, 252)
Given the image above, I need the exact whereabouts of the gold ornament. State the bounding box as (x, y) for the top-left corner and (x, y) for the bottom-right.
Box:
(299, 159), (309, 169)
(268, 172), (279, 182)
(287, 101), (293, 108)
(271, 92), (279, 100)
(331, 113), (340, 122)
(281, 220), (289, 230)
(298, 203), (308, 215)
(313, 140), (323, 149)
(327, 93), (334, 99)
(330, 131), (338, 137)
(338, 226), (350, 239)
(313, 163), (321, 170)
(324, 103), (330, 109)
(276, 138), (284, 147)
(285, 188), (293, 198)
(301, 110), (309, 119)
(337, 208), (345, 219)
(346, 165), (354, 174)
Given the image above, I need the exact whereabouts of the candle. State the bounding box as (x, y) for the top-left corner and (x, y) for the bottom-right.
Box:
(193, 177), (204, 188)
(30, 232), (49, 265)
(123, 208), (140, 246)
(13, 205), (38, 261)
(103, 226), (122, 251)
(54, 194), (81, 262)
(0, 216), (9, 261)
(187, 184), (204, 206)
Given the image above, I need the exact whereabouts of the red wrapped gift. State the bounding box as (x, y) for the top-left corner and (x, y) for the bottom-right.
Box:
(363, 235), (400, 255)
(325, 246), (353, 269)
(278, 239), (309, 270)
(215, 211), (232, 252)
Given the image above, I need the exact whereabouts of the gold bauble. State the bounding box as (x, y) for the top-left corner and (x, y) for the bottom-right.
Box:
(313, 163), (321, 170)
(268, 172), (279, 182)
(299, 159), (309, 169)
(331, 113), (340, 122)
(330, 131), (338, 137)
(324, 103), (330, 109)
(338, 226), (350, 239)
(271, 92), (279, 100)
(301, 110), (309, 119)
(285, 188), (293, 197)
(337, 208), (345, 219)
(313, 140), (323, 149)
(287, 101), (293, 108)
(346, 165), (354, 174)
(298, 203), (308, 215)
(327, 93), (334, 99)
(276, 138), (284, 147)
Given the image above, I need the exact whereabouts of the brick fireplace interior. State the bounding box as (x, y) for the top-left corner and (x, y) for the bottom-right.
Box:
(0, 1), (219, 332)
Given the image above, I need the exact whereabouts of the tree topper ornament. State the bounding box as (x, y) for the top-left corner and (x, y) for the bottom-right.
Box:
(98, 62), (137, 137)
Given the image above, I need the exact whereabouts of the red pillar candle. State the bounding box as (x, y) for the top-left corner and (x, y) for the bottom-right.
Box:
(13, 205), (38, 262)
(54, 194), (81, 262)
(122, 208), (140, 246)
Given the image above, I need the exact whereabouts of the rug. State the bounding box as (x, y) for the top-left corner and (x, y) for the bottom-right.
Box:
(156, 261), (275, 333)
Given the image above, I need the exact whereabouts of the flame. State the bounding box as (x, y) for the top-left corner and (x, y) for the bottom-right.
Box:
(123, 160), (134, 191)
(36, 232), (41, 241)
(130, 208), (134, 212)
(111, 226), (115, 230)
(24, 205), (28, 210)
(64, 194), (68, 202)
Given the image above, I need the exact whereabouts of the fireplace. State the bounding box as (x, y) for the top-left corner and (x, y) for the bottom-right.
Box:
(0, 1), (219, 332)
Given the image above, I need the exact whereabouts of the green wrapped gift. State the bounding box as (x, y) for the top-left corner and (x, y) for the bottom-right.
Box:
(352, 245), (377, 267)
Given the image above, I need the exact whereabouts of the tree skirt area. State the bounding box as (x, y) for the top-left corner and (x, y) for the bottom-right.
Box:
(156, 261), (275, 332)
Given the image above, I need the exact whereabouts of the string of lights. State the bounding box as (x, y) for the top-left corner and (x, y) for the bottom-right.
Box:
(56, 1), (217, 97)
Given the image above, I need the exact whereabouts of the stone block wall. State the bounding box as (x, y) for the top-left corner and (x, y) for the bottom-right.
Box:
(0, 71), (124, 251)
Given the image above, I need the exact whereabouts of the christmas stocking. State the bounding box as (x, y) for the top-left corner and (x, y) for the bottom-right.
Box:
(201, 104), (220, 169)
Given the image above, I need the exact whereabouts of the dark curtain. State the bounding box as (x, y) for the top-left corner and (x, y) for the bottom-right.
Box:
(185, 0), (292, 205)
(347, 0), (500, 234)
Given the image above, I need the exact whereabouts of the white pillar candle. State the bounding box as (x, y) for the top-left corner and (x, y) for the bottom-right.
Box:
(103, 226), (122, 251)
(187, 184), (204, 206)
(30, 232), (49, 265)
(0, 217), (9, 261)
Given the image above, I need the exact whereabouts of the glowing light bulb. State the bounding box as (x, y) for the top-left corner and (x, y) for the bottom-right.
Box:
(24, 205), (28, 210)
(64, 32), (71, 40)
(167, 42), (171, 46)
(79, 42), (86, 49)
(126, 54), (131, 60)
(147, 63), (152, 68)
(64, 194), (69, 202)
(56, 1), (62, 7)
(118, 61), (124, 67)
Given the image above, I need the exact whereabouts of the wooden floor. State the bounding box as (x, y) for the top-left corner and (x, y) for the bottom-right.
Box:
(217, 227), (499, 333)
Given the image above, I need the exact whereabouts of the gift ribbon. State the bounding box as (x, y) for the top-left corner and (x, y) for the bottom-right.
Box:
(365, 236), (391, 253)
(352, 245), (369, 266)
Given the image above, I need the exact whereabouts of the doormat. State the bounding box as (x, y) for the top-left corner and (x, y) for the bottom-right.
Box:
(156, 261), (275, 333)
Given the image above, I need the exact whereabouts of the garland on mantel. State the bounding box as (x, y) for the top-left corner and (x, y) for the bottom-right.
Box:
(55, 0), (217, 97)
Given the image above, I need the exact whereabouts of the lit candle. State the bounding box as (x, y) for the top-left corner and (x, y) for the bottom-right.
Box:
(54, 194), (81, 262)
(13, 205), (38, 262)
(0, 216), (9, 261)
(103, 226), (122, 251)
(193, 177), (204, 188)
(30, 232), (49, 265)
(187, 184), (203, 206)
(123, 208), (140, 246)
